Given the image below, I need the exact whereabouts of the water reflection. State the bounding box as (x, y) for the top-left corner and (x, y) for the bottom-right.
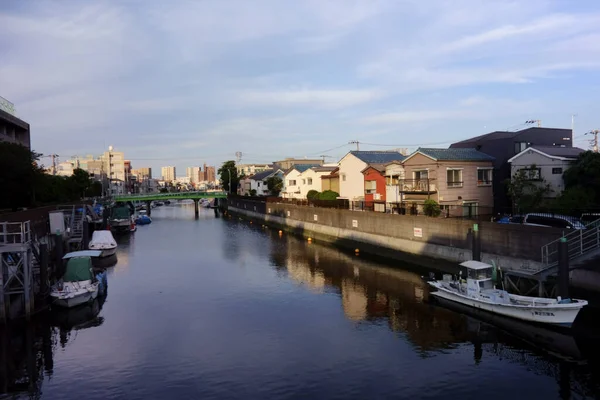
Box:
(267, 232), (600, 398)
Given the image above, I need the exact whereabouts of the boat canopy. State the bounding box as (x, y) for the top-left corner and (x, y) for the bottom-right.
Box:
(63, 250), (102, 259)
(459, 260), (493, 270)
(63, 257), (93, 282)
(111, 206), (130, 219)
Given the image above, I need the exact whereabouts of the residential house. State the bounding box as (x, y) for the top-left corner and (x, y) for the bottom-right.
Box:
(236, 163), (272, 177)
(282, 164), (321, 198)
(297, 165), (338, 198)
(321, 167), (340, 193)
(450, 126), (572, 210)
(384, 161), (405, 204)
(361, 164), (387, 202)
(239, 176), (253, 196)
(507, 146), (585, 197)
(399, 148), (495, 216)
(250, 169), (284, 196)
(338, 151), (405, 201)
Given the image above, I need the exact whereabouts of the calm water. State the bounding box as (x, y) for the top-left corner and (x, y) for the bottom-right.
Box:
(3, 204), (600, 399)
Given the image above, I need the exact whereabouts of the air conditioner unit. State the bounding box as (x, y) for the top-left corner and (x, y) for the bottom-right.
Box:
(374, 193), (381, 200)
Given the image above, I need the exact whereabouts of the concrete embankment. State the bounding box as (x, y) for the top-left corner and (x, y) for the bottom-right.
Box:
(227, 198), (562, 275)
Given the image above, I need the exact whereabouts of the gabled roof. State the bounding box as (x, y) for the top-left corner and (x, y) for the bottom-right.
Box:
(347, 151), (405, 164)
(311, 166), (337, 172)
(361, 163), (386, 174)
(251, 169), (281, 181)
(507, 146), (586, 163)
(404, 148), (495, 163)
(321, 167), (339, 179)
(284, 163), (321, 175)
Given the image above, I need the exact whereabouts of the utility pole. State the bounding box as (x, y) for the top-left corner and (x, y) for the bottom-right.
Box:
(349, 140), (360, 151)
(585, 130), (599, 153)
(571, 114), (577, 138)
(51, 154), (58, 175)
(319, 155), (330, 163)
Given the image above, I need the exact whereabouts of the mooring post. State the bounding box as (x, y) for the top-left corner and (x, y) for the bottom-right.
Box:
(194, 199), (199, 218)
(54, 234), (64, 278)
(146, 201), (152, 216)
(472, 223), (481, 261)
(558, 237), (569, 298)
(82, 220), (89, 250)
(39, 243), (49, 295)
(23, 249), (32, 319)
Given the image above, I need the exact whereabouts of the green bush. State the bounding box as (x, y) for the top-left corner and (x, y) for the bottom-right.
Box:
(307, 190), (320, 200)
(318, 190), (339, 200)
(250, 189), (257, 196)
(423, 199), (441, 217)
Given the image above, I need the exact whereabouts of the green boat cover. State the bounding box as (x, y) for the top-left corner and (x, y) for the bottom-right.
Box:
(63, 257), (93, 282)
(111, 206), (130, 219)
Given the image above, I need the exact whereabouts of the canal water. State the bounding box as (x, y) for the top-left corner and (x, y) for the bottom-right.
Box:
(3, 204), (600, 399)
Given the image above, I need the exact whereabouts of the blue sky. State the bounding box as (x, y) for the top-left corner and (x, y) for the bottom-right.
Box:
(1, 0), (599, 175)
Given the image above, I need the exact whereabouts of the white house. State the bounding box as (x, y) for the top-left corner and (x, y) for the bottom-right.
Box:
(295, 165), (338, 198)
(249, 169), (284, 196)
(508, 146), (585, 197)
(281, 164), (321, 198)
(384, 161), (405, 204)
(338, 151), (405, 200)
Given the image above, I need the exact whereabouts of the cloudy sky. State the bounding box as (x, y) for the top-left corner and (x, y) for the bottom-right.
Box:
(1, 0), (599, 174)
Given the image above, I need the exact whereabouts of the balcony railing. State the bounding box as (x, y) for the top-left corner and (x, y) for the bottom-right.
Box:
(392, 179), (436, 193)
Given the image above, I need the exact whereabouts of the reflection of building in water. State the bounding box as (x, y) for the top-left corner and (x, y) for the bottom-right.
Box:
(286, 249), (325, 293)
(341, 278), (367, 321)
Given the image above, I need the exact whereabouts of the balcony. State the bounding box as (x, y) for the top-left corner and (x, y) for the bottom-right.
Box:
(393, 179), (436, 193)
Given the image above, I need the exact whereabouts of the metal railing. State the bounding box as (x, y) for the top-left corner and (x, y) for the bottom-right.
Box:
(0, 221), (32, 245)
(540, 219), (600, 272)
(116, 191), (228, 200)
(393, 179), (436, 193)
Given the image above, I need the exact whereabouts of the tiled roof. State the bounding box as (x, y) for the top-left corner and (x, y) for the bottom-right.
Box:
(450, 127), (572, 146)
(350, 151), (405, 163)
(293, 164), (321, 173)
(416, 147), (495, 161)
(312, 166), (338, 172)
(532, 146), (585, 158)
(251, 169), (277, 181)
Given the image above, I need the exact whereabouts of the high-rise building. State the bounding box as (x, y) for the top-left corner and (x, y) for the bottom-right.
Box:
(186, 166), (201, 185)
(203, 163), (216, 182)
(100, 148), (126, 182)
(161, 166), (176, 182)
(0, 96), (31, 149)
(131, 167), (152, 180)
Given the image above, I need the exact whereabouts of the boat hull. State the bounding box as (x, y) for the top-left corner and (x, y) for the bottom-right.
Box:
(51, 283), (99, 309)
(99, 247), (117, 257)
(429, 283), (584, 327)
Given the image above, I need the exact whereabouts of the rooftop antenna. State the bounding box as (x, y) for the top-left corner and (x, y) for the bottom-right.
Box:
(525, 119), (541, 127)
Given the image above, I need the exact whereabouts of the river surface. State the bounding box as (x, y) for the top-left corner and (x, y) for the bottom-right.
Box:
(3, 204), (600, 399)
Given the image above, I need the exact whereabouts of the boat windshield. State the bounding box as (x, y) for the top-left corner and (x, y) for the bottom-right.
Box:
(467, 268), (492, 280)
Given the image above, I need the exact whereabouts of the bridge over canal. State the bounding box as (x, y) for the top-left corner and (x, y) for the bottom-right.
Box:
(115, 191), (228, 217)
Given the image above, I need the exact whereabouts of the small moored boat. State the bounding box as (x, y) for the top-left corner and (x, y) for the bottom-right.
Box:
(428, 260), (588, 327)
(88, 230), (117, 257)
(135, 214), (152, 225)
(51, 251), (102, 308)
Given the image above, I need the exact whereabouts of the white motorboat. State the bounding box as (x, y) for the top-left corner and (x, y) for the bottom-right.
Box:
(88, 230), (117, 257)
(428, 260), (588, 327)
(51, 251), (101, 308)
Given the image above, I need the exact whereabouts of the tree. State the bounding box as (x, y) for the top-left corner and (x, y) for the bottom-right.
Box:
(562, 151), (600, 205)
(318, 190), (339, 200)
(506, 164), (551, 213)
(266, 176), (283, 196)
(218, 160), (239, 193)
(0, 142), (43, 209)
(249, 189), (257, 196)
(307, 190), (320, 200)
(70, 168), (91, 198)
(423, 199), (441, 217)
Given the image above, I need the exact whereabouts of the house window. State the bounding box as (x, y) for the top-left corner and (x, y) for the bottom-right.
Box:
(342, 174), (346, 181)
(365, 180), (377, 194)
(302, 179), (306, 185)
(288, 179), (296, 186)
(519, 168), (541, 180)
(257, 182), (260, 187)
(514, 142), (528, 154)
(477, 168), (493, 186)
(413, 170), (428, 180)
(447, 169), (463, 187)
(552, 167), (563, 175)
(307, 178), (313, 185)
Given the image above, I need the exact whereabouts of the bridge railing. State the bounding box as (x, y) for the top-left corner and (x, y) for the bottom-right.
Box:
(115, 191), (228, 200)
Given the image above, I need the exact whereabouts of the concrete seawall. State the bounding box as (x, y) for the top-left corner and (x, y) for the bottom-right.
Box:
(227, 200), (558, 274)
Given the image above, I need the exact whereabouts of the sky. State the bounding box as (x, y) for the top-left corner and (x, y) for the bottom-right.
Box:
(1, 0), (600, 175)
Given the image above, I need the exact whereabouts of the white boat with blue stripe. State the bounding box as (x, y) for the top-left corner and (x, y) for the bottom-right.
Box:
(428, 261), (587, 328)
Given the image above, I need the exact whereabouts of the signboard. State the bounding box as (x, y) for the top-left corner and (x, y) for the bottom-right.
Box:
(352, 220), (358, 228)
(287, 211), (291, 217)
(413, 227), (423, 237)
(0, 96), (16, 116)
(313, 214), (318, 221)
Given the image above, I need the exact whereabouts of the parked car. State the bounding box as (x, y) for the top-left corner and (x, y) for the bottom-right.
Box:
(521, 213), (585, 230)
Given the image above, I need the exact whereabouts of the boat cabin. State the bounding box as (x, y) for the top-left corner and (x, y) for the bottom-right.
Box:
(460, 260), (495, 297)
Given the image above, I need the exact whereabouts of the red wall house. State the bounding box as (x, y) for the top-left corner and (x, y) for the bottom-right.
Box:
(361, 165), (386, 202)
